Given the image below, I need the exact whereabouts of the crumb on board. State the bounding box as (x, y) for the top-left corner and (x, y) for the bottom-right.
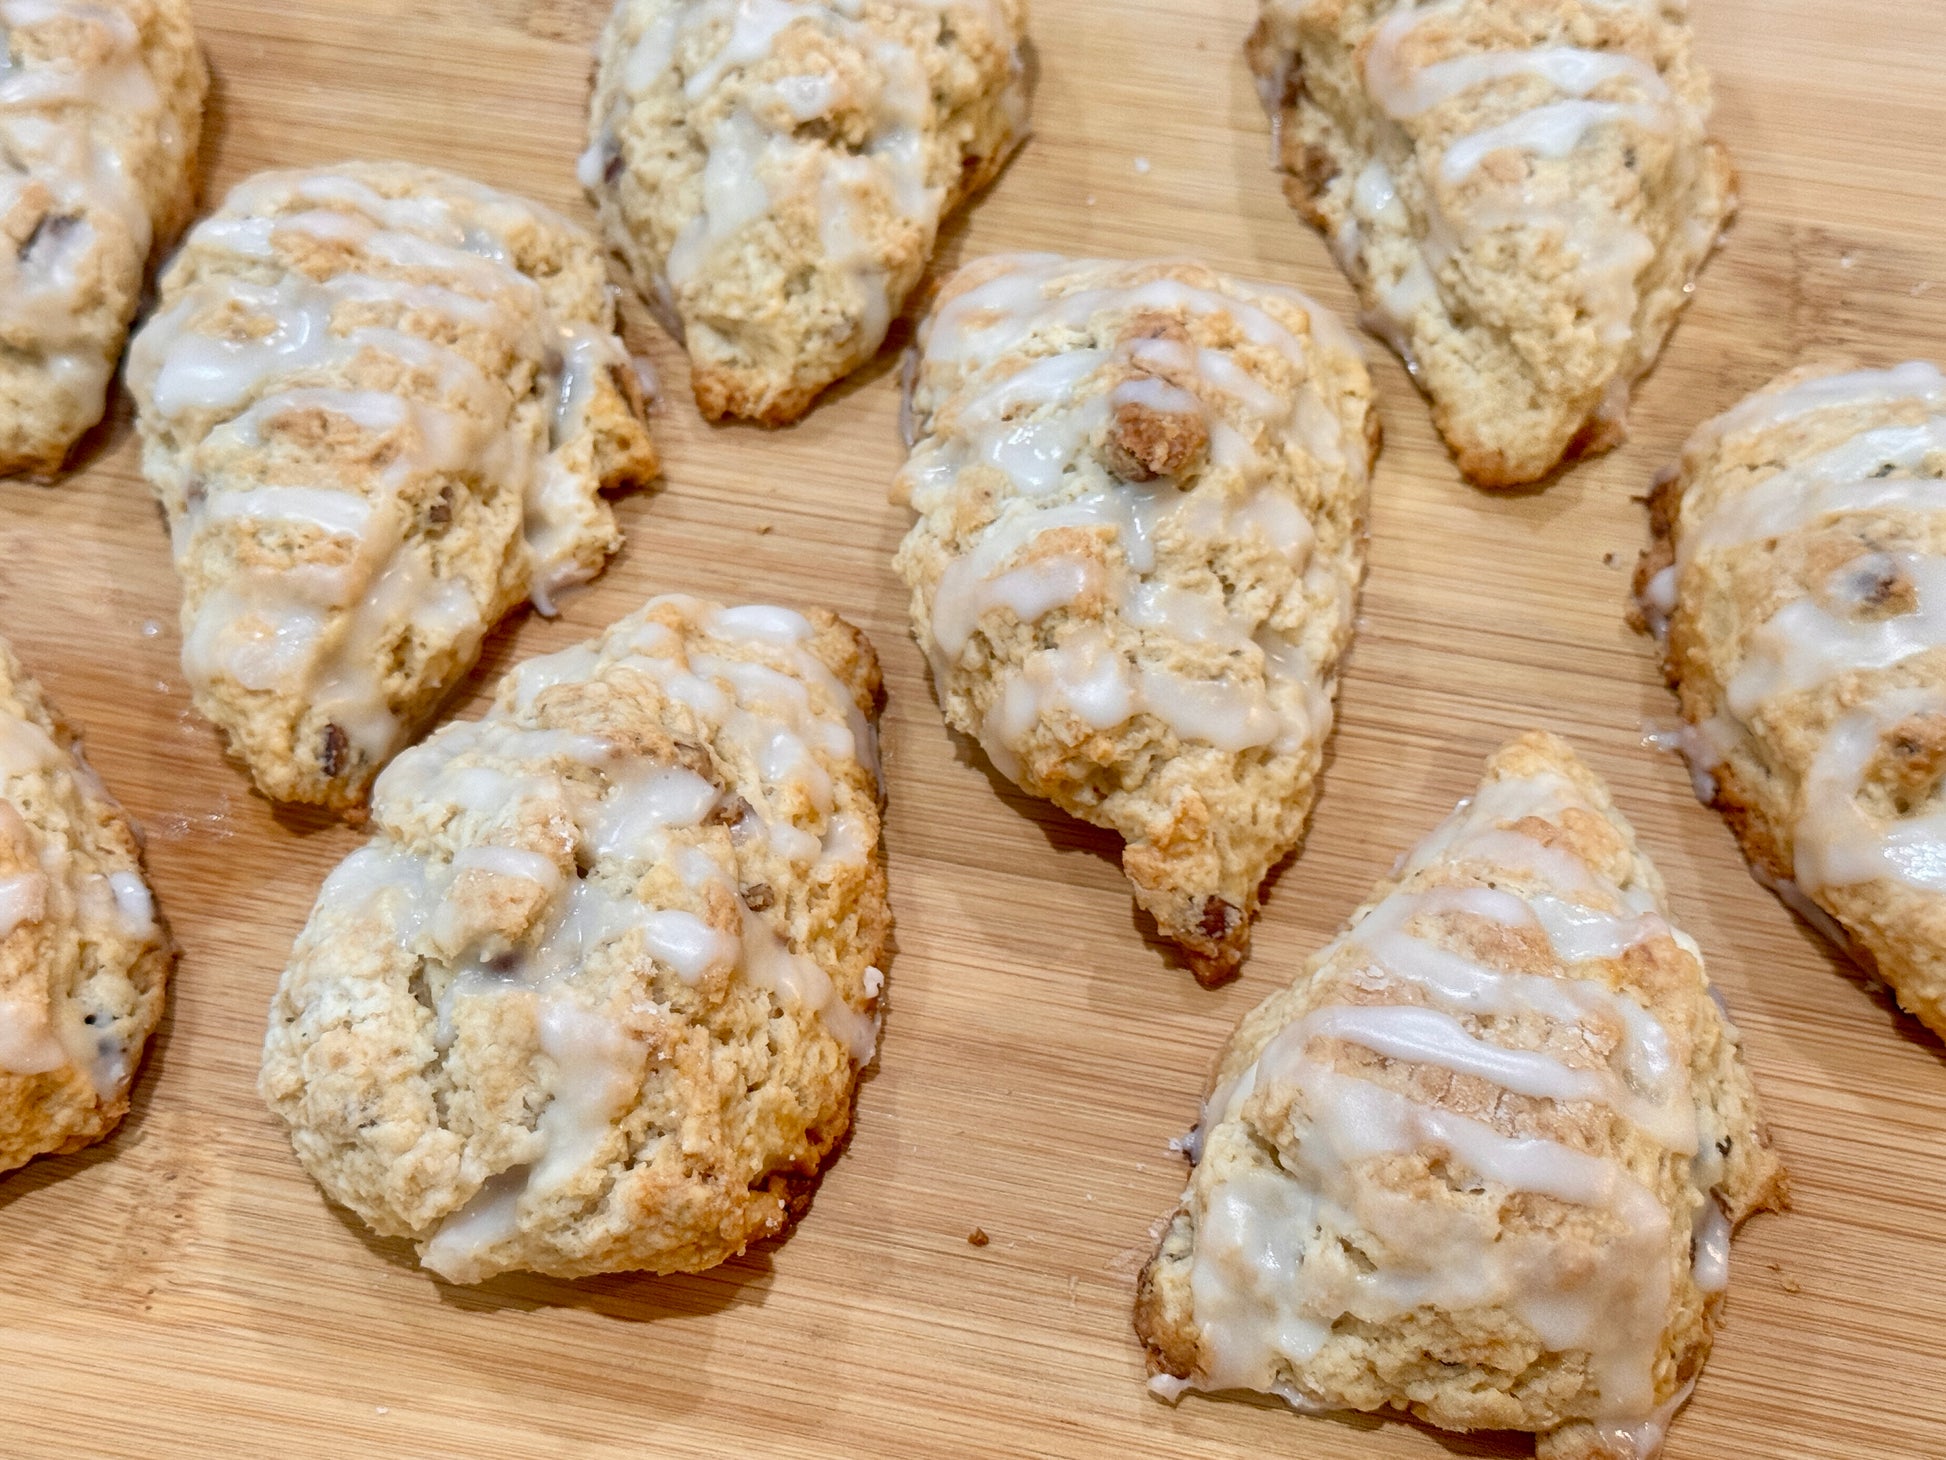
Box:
(967, 1227), (990, 1247)
(1603, 551), (1617, 567)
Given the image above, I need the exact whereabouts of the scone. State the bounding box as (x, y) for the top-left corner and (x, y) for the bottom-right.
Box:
(125, 163), (659, 814)
(0, 0), (207, 475)
(1, 636), (172, 1175)
(892, 254), (1376, 985)
(1135, 732), (1785, 1459)
(260, 594), (889, 1282)
(1635, 359), (1946, 1036)
(1249, 0), (1731, 486)
(581, 0), (1028, 423)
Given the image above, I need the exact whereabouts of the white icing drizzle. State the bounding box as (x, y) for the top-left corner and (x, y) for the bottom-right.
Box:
(0, 0), (179, 422)
(321, 597), (881, 1280)
(586, 0), (1025, 360)
(900, 256), (1361, 779)
(1173, 767), (1721, 1443)
(0, 869), (47, 941)
(1662, 364), (1946, 900)
(128, 169), (631, 766)
(1340, 0), (1699, 355)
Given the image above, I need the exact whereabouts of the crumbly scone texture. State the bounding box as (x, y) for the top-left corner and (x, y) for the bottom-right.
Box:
(1251, 0), (1730, 486)
(1635, 359), (1946, 1037)
(261, 594), (891, 1282)
(126, 162), (658, 814)
(0, 0), (207, 475)
(894, 253), (1376, 984)
(1135, 733), (1785, 1458)
(585, 0), (1027, 423)
(0, 636), (173, 1175)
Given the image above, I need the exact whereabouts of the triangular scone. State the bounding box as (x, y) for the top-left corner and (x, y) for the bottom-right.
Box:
(1249, 0), (1731, 486)
(125, 163), (659, 814)
(261, 595), (889, 1283)
(0, 0), (206, 474)
(895, 254), (1376, 985)
(582, 0), (1027, 424)
(1637, 360), (1946, 1036)
(0, 636), (172, 1174)
(1136, 733), (1785, 1458)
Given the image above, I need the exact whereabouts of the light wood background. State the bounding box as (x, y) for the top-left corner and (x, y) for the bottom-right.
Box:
(3, 0), (1944, 1455)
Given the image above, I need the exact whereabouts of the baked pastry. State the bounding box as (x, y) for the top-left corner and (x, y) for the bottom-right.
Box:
(260, 594), (889, 1283)
(582, 0), (1028, 423)
(0, 636), (172, 1175)
(125, 163), (659, 814)
(1249, 0), (1730, 486)
(892, 254), (1376, 984)
(0, 0), (207, 475)
(1636, 359), (1946, 1036)
(1136, 732), (1785, 1458)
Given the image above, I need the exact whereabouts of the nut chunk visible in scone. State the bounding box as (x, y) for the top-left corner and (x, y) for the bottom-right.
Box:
(582, 0), (1028, 423)
(0, 636), (172, 1175)
(1135, 733), (1785, 1459)
(0, 0), (207, 475)
(260, 595), (890, 1283)
(1249, 0), (1731, 486)
(893, 254), (1376, 985)
(1635, 360), (1946, 1038)
(125, 163), (659, 814)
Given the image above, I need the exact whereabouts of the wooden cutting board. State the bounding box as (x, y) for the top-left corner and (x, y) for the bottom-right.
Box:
(4, 0), (1944, 1455)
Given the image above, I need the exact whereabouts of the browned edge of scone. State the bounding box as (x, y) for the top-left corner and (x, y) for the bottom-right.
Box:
(1629, 457), (1883, 987)
(1169, 399), (1380, 991)
(729, 606), (893, 1247)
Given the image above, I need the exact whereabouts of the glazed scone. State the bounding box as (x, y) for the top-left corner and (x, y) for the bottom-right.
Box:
(1249, 0), (1731, 486)
(581, 0), (1028, 423)
(1636, 360), (1946, 1037)
(1135, 732), (1785, 1459)
(260, 594), (889, 1282)
(0, 636), (172, 1175)
(893, 254), (1376, 984)
(0, 0), (206, 474)
(125, 163), (659, 814)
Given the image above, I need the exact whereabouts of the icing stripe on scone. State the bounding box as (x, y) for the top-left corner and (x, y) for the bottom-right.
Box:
(261, 595), (888, 1282)
(1135, 733), (1785, 1459)
(127, 164), (658, 811)
(894, 253), (1374, 983)
(1638, 360), (1946, 1034)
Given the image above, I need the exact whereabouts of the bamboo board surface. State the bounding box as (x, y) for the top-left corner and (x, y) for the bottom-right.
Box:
(4, 0), (1946, 1455)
